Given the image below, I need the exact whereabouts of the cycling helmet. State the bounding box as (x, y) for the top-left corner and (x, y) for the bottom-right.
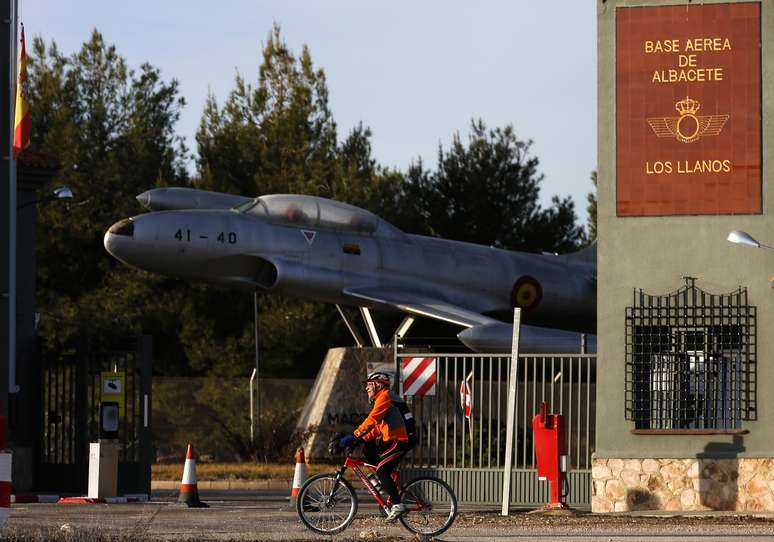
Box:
(364, 371), (391, 385)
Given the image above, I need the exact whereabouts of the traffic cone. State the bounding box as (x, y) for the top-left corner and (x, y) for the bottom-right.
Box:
(176, 444), (208, 508)
(290, 447), (307, 502)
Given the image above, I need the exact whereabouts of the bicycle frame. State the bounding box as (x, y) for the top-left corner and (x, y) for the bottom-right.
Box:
(332, 453), (401, 512)
(298, 450), (455, 537)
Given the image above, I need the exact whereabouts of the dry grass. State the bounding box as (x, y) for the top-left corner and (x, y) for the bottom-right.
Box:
(152, 461), (340, 481)
(3, 527), (145, 542)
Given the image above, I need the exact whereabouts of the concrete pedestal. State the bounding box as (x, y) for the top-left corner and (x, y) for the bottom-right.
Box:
(87, 441), (118, 498)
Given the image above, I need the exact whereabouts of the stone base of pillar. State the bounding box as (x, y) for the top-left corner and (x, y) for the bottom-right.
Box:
(592, 457), (774, 512)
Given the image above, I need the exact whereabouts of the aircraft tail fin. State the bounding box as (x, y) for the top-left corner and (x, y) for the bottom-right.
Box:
(563, 241), (596, 263)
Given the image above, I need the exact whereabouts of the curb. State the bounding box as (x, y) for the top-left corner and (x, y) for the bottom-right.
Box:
(58, 494), (149, 504)
(152, 480), (291, 491)
(12, 494), (60, 504)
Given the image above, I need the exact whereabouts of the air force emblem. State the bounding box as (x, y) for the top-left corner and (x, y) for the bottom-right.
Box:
(646, 97), (729, 144)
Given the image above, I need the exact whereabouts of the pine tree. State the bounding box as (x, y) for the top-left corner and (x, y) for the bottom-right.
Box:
(587, 170), (598, 241)
(29, 30), (190, 363)
(403, 119), (586, 253)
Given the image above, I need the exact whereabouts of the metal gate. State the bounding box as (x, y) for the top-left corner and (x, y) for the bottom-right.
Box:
(38, 336), (153, 494)
(397, 352), (596, 506)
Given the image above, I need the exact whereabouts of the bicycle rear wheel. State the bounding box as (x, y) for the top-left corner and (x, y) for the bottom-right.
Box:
(296, 473), (358, 535)
(398, 476), (457, 536)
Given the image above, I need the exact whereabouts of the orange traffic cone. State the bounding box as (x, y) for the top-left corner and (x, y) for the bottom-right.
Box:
(176, 444), (208, 508)
(290, 447), (307, 501)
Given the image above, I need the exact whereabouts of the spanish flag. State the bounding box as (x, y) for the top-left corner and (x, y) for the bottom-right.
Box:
(13, 25), (30, 159)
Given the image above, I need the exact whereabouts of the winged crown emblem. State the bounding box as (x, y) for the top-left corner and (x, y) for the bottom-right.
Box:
(646, 97), (729, 143)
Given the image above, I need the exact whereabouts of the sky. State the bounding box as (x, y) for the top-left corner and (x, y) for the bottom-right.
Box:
(23, 1), (597, 226)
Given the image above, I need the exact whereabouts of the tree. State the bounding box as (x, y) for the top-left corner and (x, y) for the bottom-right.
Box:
(587, 170), (598, 241)
(196, 25), (404, 210)
(190, 25), (342, 375)
(30, 27), (592, 378)
(29, 30), (190, 362)
(333, 122), (406, 225)
(196, 23), (338, 198)
(191, 25), (407, 376)
(403, 120), (586, 253)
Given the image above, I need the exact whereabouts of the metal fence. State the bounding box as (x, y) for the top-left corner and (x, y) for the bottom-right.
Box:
(625, 278), (756, 430)
(397, 352), (596, 506)
(39, 336), (152, 494)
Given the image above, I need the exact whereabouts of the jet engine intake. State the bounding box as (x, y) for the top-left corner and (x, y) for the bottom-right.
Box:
(253, 257), (278, 289)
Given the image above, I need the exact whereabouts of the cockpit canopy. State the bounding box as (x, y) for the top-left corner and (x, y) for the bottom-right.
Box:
(234, 194), (404, 238)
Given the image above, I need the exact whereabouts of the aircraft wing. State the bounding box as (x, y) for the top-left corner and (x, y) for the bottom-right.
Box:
(344, 286), (595, 353)
(343, 287), (498, 328)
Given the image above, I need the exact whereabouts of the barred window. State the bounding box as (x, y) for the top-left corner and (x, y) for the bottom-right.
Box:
(625, 278), (756, 431)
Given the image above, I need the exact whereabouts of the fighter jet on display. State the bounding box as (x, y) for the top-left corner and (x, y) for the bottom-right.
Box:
(104, 187), (597, 353)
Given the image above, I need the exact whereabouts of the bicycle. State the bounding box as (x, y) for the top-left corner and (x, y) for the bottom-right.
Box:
(295, 447), (457, 537)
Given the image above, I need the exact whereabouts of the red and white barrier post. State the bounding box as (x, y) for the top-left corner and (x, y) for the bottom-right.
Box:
(0, 416), (11, 526)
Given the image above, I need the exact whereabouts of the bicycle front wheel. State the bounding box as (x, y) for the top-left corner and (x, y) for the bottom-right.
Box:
(296, 473), (358, 535)
(398, 476), (457, 537)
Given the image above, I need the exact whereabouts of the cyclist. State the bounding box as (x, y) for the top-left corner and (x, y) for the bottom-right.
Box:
(338, 370), (416, 522)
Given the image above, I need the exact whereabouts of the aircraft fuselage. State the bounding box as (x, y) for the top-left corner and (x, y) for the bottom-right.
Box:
(104, 207), (596, 334)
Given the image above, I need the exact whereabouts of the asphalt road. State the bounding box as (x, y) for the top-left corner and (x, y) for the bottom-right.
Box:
(7, 489), (774, 541)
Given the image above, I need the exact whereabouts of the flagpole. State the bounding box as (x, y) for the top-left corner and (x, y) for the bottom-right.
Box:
(8, 6), (17, 395)
(0, 0), (17, 419)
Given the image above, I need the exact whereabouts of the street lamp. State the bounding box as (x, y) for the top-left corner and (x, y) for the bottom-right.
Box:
(727, 230), (774, 250)
(17, 186), (73, 210)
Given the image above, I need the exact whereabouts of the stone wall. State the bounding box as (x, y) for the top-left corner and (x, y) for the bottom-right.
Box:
(592, 457), (774, 512)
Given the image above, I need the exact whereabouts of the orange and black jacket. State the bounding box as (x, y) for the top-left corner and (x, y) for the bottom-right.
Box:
(354, 388), (416, 444)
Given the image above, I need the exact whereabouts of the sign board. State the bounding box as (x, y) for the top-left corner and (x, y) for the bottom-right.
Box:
(460, 374), (473, 419)
(101, 371), (125, 417)
(616, 3), (761, 216)
(400, 356), (437, 396)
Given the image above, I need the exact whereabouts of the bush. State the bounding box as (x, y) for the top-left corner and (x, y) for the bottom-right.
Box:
(153, 377), (314, 462)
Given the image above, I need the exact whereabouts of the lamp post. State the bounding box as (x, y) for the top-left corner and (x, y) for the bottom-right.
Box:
(12, 185), (72, 396)
(727, 230), (774, 250)
(727, 230), (774, 285)
(17, 186), (72, 210)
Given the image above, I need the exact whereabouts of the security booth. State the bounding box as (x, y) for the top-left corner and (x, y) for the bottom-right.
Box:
(595, 0), (774, 511)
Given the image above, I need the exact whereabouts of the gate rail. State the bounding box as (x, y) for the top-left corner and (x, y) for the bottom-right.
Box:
(38, 336), (152, 494)
(396, 352), (596, 505)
